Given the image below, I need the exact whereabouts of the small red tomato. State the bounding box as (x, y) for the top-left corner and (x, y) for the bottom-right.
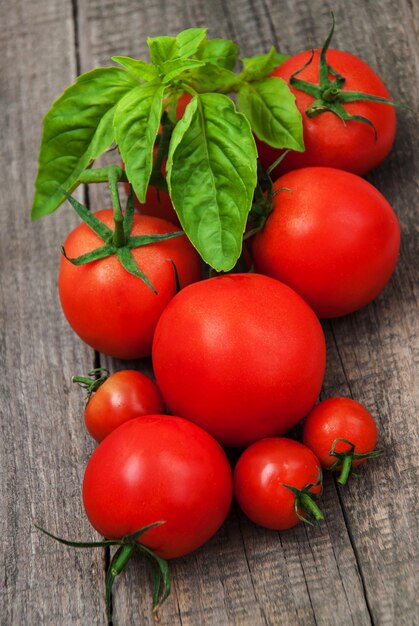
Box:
(73, 370), (165, 442)
(303, 397), (381, 485)
(82, 415), (233, 559)
(251, 167), (400, 318)
(234, 438), (323, 530)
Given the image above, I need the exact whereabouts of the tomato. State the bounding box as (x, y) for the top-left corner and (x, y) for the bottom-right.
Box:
(152, 273), (326, 447)
(82, 414), (233, 559)
(303, 397), (381, 485)
(81, 370), (165, 442)
(251, 167), (400, 318)
(58, 211), (201, 359)
(234, 438), (323, 530)
(257, 49), (396, 177)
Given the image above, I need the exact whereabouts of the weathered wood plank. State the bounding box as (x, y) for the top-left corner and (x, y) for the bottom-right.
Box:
(71, 1), (419, 624)
(0, 0), (106, 623)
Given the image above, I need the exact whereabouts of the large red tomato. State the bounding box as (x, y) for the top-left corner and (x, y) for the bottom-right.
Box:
(257, 49), (396, 177)
(152, 274), (326, 447)
(82, 415), (233, 559)
(59, 211), (201, 359)
(251, 167), (400, 318)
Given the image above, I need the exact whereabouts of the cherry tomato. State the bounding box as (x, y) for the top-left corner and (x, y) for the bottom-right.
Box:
(75, 370), (165, 442)
(303, 397), (381, 485)
(251, 167), (400, 318)
(82, 414), (233, 559)
(58, 211), (201, 359)
(257, 49), (396, 177)
(234, 438), (323, 530)
(152, 273), (326, 447)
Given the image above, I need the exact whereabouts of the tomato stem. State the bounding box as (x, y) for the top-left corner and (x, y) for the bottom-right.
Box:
(299, 493), (324, 522)
(337, 454), (353, 486)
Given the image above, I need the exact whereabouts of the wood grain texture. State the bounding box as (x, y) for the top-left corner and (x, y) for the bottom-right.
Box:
(2, 0), (417, 624)
(0, 0), (106, 623)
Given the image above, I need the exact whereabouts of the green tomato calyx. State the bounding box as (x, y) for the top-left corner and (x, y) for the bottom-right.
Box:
(289, 13), (401, 140)
(329, 438), (383, 486)
(61, 166), (184, 294)
(281, 469), (324, 527)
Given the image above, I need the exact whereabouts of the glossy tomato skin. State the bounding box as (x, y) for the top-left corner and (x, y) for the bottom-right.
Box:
(82, 414), (233, 559)
(58, 211), (201, 359)
(234, 438), (322, 530)
(84, 370), (165, 442)
(251, 167), (400, 318)
(303, 397), (378, 470)
(257, 49), (396, 177)
(152, 274), (326, 447)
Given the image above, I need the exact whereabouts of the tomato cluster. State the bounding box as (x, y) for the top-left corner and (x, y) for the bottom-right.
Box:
(37, 22), (399, 623)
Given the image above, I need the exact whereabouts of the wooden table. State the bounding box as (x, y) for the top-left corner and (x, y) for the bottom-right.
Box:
(1, 0), (418, 624)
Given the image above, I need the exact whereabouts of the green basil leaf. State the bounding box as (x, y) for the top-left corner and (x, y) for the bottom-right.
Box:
(237, 77), (304, 151)
(161, 58), (205, 83)
(148, 28), (207, 65)
(167, 93), (257, 271)
(32, 67), (138, 220)
(112, 56), (159, 81)
(114, 83), (165, 203)
(241, 47), (289, 81)
(189, 63), (241, 93)
(195, 38), (238, 70)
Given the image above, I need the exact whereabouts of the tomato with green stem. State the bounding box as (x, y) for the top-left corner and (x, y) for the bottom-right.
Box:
(257, 15), (399, 177)
(72, 368), (165, 441)
(58, 167), (201, 359)
(234, 438), (324, 530)
(303, 397), (382, 485)
(36, 414), (233, 621)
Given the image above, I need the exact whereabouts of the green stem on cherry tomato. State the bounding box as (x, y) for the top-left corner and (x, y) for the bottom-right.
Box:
(329, 437), (384, 486)
(72, 368), (110, 400)
(108, 167), (126, 248)
(337, 454), (353, 486)
(299, 493), (324, 523)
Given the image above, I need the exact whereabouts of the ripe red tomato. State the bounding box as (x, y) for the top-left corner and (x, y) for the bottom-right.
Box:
(82, 414), (233, 559)
(303, 397), (381, 485)
(83, 370), (165, 442)
(234, 438), (323, 530)
(251, 167), (400, 318)
(58, 211), (201, 359)
(257, 49), (396, 177)
(152, 273), (326, 447)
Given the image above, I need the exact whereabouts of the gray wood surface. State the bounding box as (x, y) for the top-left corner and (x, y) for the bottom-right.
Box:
(1, 0), (418, 624)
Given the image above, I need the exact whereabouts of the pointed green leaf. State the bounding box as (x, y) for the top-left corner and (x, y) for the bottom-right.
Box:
(241, 47), (289, 81)
(114, 83), (165, 203)
(189, 64), (241, 93)
(161, 58), (205, 83)
(32, 67), (138, 220)
(173, 28), (207, 59)
(112, 56), (159, 81)
(195, 38), (238, 70)
(237, 77), (304, 151)
(148, 28), (207, 65)
(167, 93), (257, 271)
